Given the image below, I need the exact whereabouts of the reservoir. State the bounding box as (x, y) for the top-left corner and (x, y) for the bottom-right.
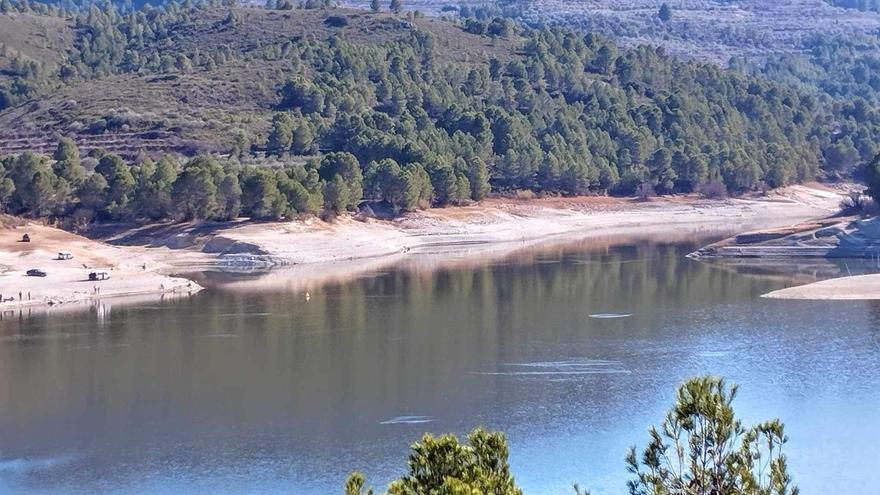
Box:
(1, 236), (878, 494)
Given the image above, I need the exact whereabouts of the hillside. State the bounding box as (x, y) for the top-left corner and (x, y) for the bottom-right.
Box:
(1, 8), (511, 157)
(0, 2), (879, 228)
(378, 0), (880, 64)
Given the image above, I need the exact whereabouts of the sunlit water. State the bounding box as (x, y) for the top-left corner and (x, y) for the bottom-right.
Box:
(1, 237), (879, 494)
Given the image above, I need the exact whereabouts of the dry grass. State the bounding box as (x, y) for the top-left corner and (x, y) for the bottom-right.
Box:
(0, 12), (74, 79)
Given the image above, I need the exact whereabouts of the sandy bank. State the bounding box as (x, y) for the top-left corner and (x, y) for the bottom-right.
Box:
(763, 274), (880, 300)
(189, 228), (755, 296)
(1, 184), (845, 310)
(154, 184), (844, 268)
(0, 222), (201, 311)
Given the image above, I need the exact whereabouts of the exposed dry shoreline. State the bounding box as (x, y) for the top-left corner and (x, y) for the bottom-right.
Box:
(763, 273), (880, 300)
(0, 222), (201, 311)
(683, 191), (880, 300)
(0, 184), (846, 310)
(128, 184), (844, 267)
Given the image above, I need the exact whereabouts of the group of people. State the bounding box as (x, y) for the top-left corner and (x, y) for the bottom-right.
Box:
(0, 291), (31, 303)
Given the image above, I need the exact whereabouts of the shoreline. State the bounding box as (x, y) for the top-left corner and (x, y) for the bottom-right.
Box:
(185, 228), (760, 297)
(763, 273), (880, 300)
(0, 222), (202, 312)
(141, 184), (845, 268)
(1, 184), (845, 310)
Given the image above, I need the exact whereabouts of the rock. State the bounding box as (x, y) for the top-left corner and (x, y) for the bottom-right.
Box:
(734, 231), (789, 244)
(202, 236), (267, 255)
(853, 217), (880, 237)
(692, 216), (880, 259)
(167, 233), (197, 249)
(217, 254), (288, 269)
(815, 226), (843, 238)
(357, 201), (397, 220)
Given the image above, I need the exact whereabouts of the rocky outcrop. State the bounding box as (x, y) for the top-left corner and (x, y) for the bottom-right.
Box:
(202, 235), (268, 255)
(690, 216), (880, 259)
(200, 236), (293, 269)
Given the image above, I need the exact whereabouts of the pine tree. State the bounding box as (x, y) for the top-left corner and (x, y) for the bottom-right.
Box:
(291, 122), (314, 155)
(864, 154), (880, 203)
(628, 376), (798, 495)
(52, 138), (86, 188)
(266, 113), (294, 156)
(346, 428), (521, 495)
(658, 3), (672, 22)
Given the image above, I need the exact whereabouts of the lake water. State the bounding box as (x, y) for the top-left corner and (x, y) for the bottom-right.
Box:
(1, 236), (879, 494)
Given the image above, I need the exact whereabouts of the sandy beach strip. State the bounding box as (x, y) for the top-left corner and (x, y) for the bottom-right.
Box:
(0, 184), (847, 309)
(0, 222), (201, 311)
(197, 184), (844, 267)
(763, 274), (880, 300)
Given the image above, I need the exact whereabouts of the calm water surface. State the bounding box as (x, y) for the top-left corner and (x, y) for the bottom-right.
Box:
(1, 237), (879, 494)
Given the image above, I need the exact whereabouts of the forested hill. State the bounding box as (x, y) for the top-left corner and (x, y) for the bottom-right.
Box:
(825, 0), (880, 13)
(437, 0), (880, 64)
(0, 1), (878, 224)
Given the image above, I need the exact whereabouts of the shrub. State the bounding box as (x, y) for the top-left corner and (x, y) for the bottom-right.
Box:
(840, 191), (877, 215)
(697, 180), (728, 199)
(324, 15), (348, 27)
(636, 182), (655, 201)
(839, 190), (867, 214)
(514, 189), (535, 200)
(465, 19), (486, 35)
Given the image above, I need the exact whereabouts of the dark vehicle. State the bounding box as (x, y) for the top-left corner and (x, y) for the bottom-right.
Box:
(26, 269), (46, 277)
(21, 234), (30, 242)
(89, 272), (110, 281)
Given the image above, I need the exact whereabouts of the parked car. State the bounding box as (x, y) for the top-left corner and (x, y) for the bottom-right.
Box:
(89, 272), (110, 281)
(26, 269), (46, 277)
